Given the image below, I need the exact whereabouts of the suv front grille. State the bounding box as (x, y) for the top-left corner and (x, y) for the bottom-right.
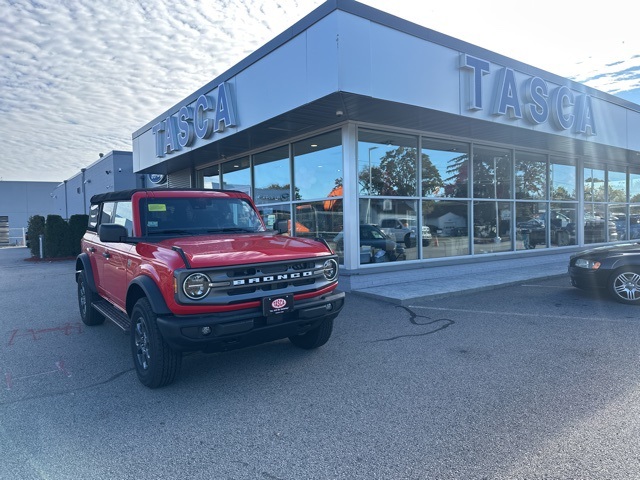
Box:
(175, 257), (336, 306)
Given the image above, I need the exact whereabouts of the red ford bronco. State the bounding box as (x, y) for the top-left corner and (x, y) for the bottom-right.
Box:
(75, 189), (344, 388)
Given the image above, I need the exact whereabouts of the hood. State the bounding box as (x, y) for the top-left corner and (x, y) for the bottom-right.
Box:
(157, 233), (332, 268)
(572, 242), (640, 258)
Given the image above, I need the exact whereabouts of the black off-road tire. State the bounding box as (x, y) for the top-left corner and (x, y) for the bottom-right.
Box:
(289, 317), (334, 349)
(77, 271), (105, 326)
(131, 298), (182, 388)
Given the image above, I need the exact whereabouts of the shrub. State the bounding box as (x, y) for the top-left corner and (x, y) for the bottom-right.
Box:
(68, 214), (89, 256)
(27, 215), (45, 257)
(44, 215), (70, 258)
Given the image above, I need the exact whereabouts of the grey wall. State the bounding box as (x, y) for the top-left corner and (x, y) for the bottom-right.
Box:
(0, 181), (59, 229)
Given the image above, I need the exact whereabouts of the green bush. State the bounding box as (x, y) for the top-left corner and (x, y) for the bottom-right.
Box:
(68, 214), (89, 256)
(44, 215), (70, 258)
(27, 215), (45, 257)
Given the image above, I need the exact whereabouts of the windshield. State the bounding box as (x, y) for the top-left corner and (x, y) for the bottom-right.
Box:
(140, 197), (266, 236)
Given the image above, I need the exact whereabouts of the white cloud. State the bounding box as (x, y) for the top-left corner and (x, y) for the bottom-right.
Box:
(0, 0), (638, 182)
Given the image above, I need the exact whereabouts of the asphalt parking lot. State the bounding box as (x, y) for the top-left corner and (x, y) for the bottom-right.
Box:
(1, 246), (640, 479)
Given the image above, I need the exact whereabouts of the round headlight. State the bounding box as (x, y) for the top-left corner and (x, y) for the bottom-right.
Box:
(183, 272), (211, 300)
(323, 258), (338, 281)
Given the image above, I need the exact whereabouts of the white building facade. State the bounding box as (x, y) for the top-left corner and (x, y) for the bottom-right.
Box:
(130, 0), (640, 287)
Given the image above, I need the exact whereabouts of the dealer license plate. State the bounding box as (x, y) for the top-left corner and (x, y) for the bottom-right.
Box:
(262, 294), (294, 316)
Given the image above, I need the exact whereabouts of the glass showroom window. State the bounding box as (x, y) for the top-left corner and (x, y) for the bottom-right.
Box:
(629, 205), (640, 240)
(422, 200), (470, 258)
(515, 151), (547, 200)
(550, 158), (577, 200)
(421, 138), (469, 198)
(294, 198), (343, 248)
(515, 202), (547, 251)
(358, 198), (418, 264)
(608, 167), (627, 240)
(258, 203), (291, 232)
(199, 164), (220, 189)
(221, 156), (251, 194)
(473, 200), (513, 254)
(254, 146), (291, 206)
(357, 130), (417, 196)
(293, 130), (342, 201)
(584, 166), (607, 244)
(472, 146), (512, 253)
(473, 145), (512, 199)
(548, 203), (576, 247)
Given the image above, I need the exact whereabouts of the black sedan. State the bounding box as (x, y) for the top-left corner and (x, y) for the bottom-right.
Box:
(569, 242), (640, 304)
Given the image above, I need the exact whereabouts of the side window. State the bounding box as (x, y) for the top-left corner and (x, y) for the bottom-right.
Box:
(113, 201), (134, 236)
(100, 202), (116, 225)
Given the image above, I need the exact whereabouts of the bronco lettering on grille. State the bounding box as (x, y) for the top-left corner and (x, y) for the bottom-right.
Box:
(232, 271), (313, 286)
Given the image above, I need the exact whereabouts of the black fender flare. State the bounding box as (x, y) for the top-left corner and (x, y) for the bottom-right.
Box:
(75, 253), (98, 293)
(128, 275), (172, 316)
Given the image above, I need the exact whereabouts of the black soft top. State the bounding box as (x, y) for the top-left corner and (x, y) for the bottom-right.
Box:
(89, 188), (237, 205)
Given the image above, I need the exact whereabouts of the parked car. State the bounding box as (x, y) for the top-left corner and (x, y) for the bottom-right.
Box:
(379, 218), (418, 247)
(334, 224), (405, 262)
(568, 242), (640, 304)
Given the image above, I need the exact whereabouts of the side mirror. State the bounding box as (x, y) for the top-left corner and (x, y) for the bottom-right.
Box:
(98, 223), (128, 243)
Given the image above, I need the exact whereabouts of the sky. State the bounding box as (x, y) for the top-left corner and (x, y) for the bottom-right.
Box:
(1, 0), (639, 183)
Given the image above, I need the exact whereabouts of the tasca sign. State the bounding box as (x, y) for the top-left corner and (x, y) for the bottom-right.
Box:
(460, 54), (596, 136)
(152, 82), (237, 158)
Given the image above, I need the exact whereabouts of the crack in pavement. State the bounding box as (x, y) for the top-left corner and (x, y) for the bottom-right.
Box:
(373, 305), (454, 342)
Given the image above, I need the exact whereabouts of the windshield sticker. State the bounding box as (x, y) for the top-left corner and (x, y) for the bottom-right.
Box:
(147, 221), (159, 227)
(148, 204), (166, 212)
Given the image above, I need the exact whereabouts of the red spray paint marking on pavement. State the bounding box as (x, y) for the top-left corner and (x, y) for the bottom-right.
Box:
(7, 322), (83, 346)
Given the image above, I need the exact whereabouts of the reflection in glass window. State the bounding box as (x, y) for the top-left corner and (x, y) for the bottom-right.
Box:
(610, 204), (628, 241)
(358, 130), (417, 196)
(421, 138), (469, 198)
(473, 145), (512, 199)
(294, 198), (343, 252)
(293, 130), (342, 201)
(358, 198), (418, 263)
(584, 203), (609, 244)
(257, 204), (291, 233)
(422, 200), (469, 258)
(199, 164), (220, 189)
(550, 159), (576, 200)
(515, 202), (547, 250)
(629, 205), (640, 240)
(608, 167), (627, 202)
(630, 173), (640, 202)
(549, 203), (576, 247)
(473, 201), (512, 253)
(254, 146), (291, 205)
(584, 167), (606, 203)
(221, 157), (250, 195)
(515, 151), (546, 199)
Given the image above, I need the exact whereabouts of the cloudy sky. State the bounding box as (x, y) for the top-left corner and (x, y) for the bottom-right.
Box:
(1, 0), (639, 183)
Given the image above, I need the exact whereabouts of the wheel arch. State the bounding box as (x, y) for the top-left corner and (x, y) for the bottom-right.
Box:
(75, 253), (97, 292)
(127, 275), (172, 317)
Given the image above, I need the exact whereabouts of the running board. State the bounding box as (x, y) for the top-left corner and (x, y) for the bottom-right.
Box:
(92, 300), (131, 332)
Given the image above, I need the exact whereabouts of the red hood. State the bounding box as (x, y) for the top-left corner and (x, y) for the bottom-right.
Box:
(157, 233), (332, 268)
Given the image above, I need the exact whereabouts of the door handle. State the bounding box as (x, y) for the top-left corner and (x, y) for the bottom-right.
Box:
(102, 252), (111, 259)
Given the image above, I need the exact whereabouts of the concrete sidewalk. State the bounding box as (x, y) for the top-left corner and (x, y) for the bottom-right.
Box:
(342, 251), (574, 305)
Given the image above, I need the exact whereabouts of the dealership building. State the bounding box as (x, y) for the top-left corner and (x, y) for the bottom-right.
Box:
(131, 0), (640, 289)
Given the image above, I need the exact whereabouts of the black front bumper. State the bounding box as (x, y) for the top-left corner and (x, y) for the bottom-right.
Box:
(156, 291), (345, 353)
